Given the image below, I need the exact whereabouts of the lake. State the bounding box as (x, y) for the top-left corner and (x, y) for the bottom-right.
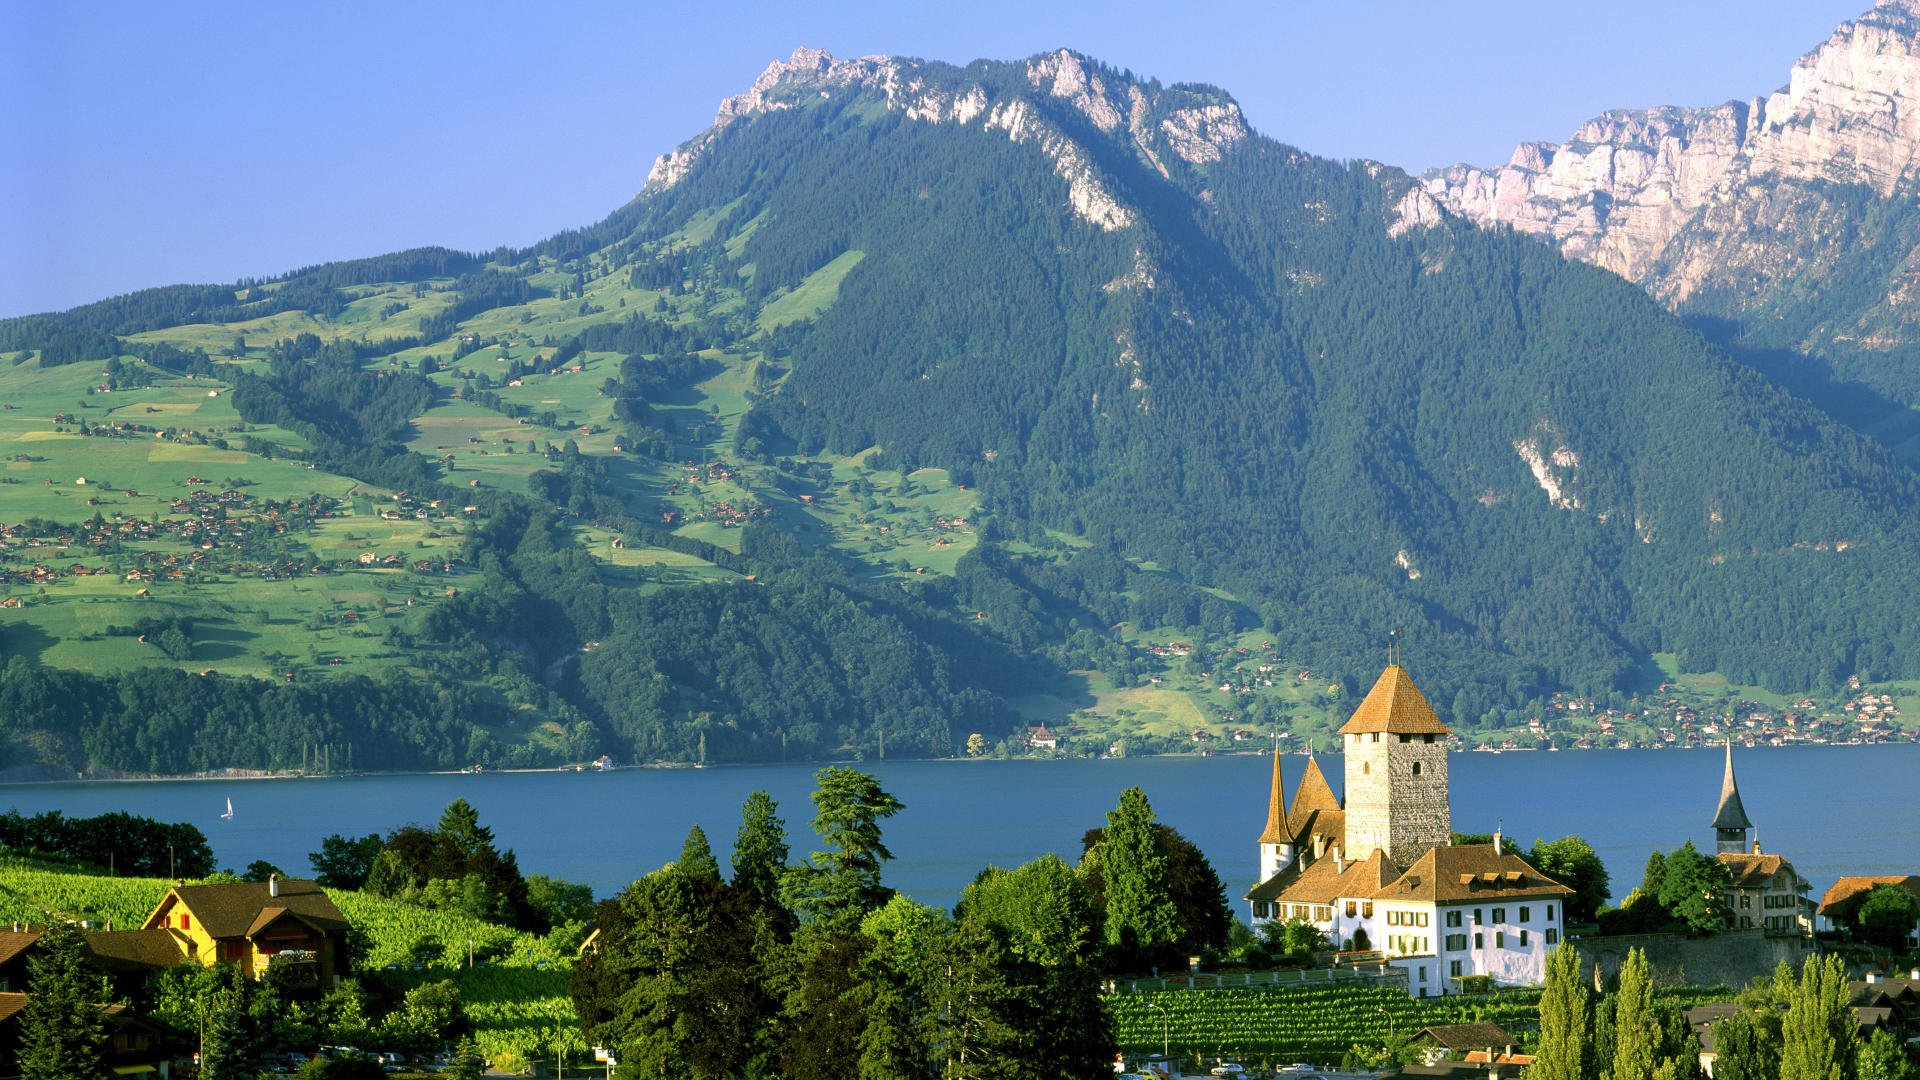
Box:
(1, 744), (1914, 913)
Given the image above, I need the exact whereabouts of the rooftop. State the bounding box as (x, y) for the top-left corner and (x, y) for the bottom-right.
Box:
(1338, 665), (1450, 736)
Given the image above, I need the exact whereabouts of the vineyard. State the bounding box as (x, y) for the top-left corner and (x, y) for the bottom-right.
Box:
(0, 860), (585, 1070)
(1108, 984), (1542, 1063)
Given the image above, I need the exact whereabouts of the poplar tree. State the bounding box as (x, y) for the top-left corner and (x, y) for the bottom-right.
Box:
(1535, 941), (1593, 1080)
(1608, 947), (1657, 1080)
(1781, 954), (1855, 1080)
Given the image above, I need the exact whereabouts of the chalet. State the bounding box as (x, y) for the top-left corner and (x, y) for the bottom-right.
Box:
(141, 876), (350, 989)
(0, 992), (178, 1076)
(1026, 725), (1059, 751)
(1412, 1023), (1530, 1072)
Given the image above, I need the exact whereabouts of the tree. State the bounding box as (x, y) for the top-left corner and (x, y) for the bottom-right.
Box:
(18, 924), (107, 1080)
(1534, 941), (1591, 1080)
(308, 833), (384, 889)
(1857, 884), (1920, 950)
(436, 798), (495, 860)
(1530, 835), (1610, 924)
(784, 768), (903, 924)
(524, 874), (596, 929)
(240, 859), (285, 883)
(1711, 1010), (1780, 1080)
(1857, 1027), (1914, 1080)
(1083, 821), (1231, 959)
(1609, 947), (1657, 1080)
(1095, 787), (1181, 970)
(680, 824), (722, 881)
(1655, 841), (1729, 936)
(730, 790), (789, 906)
(1781, 954), (1856, 1080)
(1260, 918), (1327, 962)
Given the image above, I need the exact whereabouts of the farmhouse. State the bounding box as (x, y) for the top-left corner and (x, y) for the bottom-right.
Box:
(1245, 664), (1572, 996)
(141, 875), (351, 989)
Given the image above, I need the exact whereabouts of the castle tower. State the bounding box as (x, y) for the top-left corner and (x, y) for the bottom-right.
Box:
(1712, 738), (1753, 855)
(1257, 742), (1296, 882)
(1339, 664), (1451, 867)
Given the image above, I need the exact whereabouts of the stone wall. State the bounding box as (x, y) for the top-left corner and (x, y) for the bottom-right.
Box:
(1573, 929), (1813, 989)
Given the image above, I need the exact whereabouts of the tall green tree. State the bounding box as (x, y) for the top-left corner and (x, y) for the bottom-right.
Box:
(18, 924), (108, 1080)
(730, 789), (789, 905)
(1655, 841), (1729, 936)
(1535, 941), (1592, 1080)
(436, 798), (495, 859)
(1608, 947), (1657, 1080)
(1530, 835), (1611, 924)
(1857, 1027), (1915, 1080)
(1710, 1010), (1781, 1080)
(1781, 954), (1856, 1080)
(783, 768), (903, 924)
(679, 824), (721, 881)
(1094, 787), (1181, 969)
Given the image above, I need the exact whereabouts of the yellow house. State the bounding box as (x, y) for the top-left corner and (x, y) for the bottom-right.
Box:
(141, 876), (350, 989)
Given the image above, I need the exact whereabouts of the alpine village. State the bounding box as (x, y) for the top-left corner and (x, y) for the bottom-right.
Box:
(8, 1), (1920, 1079)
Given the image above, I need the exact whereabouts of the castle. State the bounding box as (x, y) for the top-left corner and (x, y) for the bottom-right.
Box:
(1246, 664), (1572, 995)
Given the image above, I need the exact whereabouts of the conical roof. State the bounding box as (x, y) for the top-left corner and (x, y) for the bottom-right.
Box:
(1289, 752), (1342, 819)
(1258, 747), (1293, 845)
(1712, 738), (1753, 832)
(1337, 665), (1451, 736)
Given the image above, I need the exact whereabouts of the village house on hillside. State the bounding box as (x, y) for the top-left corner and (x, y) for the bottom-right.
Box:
(0, 875), (351, 998)
(143, 875), (350, 988)
(1245, 664), (1573, 996)
(1818, 875), (1920, 943)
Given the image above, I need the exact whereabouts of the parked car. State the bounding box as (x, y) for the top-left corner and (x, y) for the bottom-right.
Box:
(1210, 1064), (1249, 1077)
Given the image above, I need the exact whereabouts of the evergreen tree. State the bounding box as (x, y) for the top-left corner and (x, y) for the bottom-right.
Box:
(436, 798), (495, 859)
(1096, 787), (1181, 969)
(730, 789), (789, 904)
(1608, 948), (1657, 1080)
(784, 768), (903, 924)
(1781, 954), (1856, 1080)
(1535, 941), (1592, 1080)
(680, 824), (721, 881)
(18, 924), (107, 1080)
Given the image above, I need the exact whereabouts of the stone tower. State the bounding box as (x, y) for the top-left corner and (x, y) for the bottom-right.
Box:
(1339, 665), (1451, 867)
(1257, 743), (1296, 882)
(1712, 738), (1753, 855)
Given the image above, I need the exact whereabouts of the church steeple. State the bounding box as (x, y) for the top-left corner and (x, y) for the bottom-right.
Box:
(1712, 738), (1753, 855)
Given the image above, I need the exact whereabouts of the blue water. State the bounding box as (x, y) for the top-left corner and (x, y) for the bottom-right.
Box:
(1, 745), (1913, 912)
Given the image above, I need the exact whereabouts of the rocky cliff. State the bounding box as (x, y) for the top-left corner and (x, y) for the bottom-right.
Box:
(1423, 0), (1920, 376)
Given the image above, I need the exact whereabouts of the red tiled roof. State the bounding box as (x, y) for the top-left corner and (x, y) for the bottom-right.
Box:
(1338, 665), (1450, 736)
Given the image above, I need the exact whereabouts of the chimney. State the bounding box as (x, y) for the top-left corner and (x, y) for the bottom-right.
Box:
(1868, 972), (1879, 984)
(1493, 828), (1503, 856)
(269, 873), (278, 898)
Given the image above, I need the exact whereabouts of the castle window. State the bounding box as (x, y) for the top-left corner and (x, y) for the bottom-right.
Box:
(1399, 733), (1412, 743)
(1546, 928), (1558, 945)
(1492, 907), (1506, 924)
(1445, 933), (1467, 950)
(1547, 905), (1554, 921)
(1446, 910), (1461, 928)
(1371, 733), (1380, 743)
(1519, 929), (1530, 947)
(1412, 762), (1422, 777)
(1450, 960), (1463, 977)
(1362, 902), (1373, 917)
(1423, 734), (1435, 744)
(1495, 932), (1505, 949)
(1416, 911), (1429, 927)
(1519, 906), (1530, 923)
(1346, 901), (1357, 917)
(1472, 909), (1482, 925)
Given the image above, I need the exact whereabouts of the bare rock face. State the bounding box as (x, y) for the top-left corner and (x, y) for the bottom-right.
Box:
(1423, 0), (1920, 346)
(644, 47), (1257, 235)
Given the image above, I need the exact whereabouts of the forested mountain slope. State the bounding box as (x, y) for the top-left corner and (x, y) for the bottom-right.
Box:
(3, 47), (1918, 774)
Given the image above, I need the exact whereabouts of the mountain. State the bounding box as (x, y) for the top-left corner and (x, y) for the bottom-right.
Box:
(4, 46), (1920, 774)
(1423, 0), (1920, 434)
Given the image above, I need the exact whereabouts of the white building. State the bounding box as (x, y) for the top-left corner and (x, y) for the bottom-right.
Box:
(1245, 664), (1572, 995)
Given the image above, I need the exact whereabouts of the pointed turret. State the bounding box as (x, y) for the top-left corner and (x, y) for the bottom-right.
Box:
(1338, 665), (1451, 736)
(1289, 751), (1342, 820)
(1258, 744), (1292, 846)
(1713, 738), (1753, 855)
(1256, 743), (1297, 883)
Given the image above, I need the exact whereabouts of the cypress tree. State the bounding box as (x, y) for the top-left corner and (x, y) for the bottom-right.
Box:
(1097, 787), (1180, 968)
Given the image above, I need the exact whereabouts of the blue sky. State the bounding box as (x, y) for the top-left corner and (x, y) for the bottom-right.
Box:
(3, 0), (1870, 318)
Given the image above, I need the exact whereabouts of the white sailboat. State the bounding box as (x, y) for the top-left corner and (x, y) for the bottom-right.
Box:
(220, 797), (233, 820)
